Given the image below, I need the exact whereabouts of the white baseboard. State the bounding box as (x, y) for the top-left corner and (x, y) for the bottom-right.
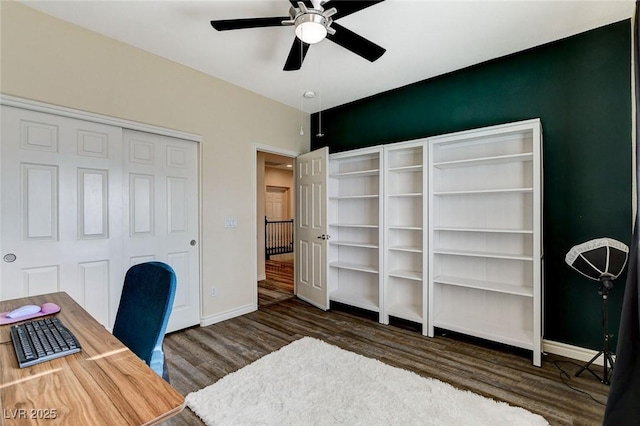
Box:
(200, 307), (607, 368)
(257, 273), (266, 281)
(200, 303), (257, 327)
(543, 339), (613, 366)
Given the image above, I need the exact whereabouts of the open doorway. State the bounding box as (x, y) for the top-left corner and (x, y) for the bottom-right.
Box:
(256, 150), (296, 307)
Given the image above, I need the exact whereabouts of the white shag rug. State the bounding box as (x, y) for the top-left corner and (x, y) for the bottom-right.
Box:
(186, 337), (549, 426)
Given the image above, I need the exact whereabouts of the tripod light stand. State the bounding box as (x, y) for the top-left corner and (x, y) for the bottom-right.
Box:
(565, 237), (629, 384)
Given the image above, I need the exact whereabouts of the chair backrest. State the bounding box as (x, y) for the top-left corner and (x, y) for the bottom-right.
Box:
(112, 261), (176, 376)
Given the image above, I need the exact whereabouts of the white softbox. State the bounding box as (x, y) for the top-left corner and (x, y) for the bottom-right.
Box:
(565, 238), (629, 281)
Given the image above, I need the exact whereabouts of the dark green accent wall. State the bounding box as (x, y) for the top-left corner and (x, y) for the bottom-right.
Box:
(311, 20), (632, 351)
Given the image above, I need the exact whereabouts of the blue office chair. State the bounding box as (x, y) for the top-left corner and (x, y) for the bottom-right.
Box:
(113, 261), (177, 382)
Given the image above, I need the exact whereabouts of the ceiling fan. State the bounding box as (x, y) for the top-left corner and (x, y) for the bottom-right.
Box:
(210, 0), (386, 71)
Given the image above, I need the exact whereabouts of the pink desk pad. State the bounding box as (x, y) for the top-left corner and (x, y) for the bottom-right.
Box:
(0, 303), (61, 325)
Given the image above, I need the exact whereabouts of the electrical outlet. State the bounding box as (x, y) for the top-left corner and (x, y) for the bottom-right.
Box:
(211, 287), (217, 297)
(224, 217), (238, 228)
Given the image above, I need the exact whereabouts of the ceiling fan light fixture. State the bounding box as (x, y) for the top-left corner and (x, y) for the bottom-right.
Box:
(210, 0), (387, 71)
(295, 13), (327, 44)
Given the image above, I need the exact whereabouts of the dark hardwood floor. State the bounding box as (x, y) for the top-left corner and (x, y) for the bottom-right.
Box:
(264, 258), (294, 287)
(258, 259), (294, 307)
(161, 288), (610, 425)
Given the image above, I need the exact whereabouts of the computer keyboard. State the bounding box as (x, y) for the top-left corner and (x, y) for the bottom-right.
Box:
(10, 317), (82, 368)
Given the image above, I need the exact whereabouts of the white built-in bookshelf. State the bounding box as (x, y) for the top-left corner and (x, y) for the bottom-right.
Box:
(383, 141), (427, 327)
(428, 119), (542, 366)
(328, 147), (384, 316)
(322, 119), (542, 365)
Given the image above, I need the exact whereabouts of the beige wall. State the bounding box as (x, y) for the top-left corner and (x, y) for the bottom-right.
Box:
(0, 2), (309, 321)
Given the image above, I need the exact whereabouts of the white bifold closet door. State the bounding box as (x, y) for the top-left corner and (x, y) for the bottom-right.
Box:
(0, 106), (200, 333)
(122, 130), (200, 332)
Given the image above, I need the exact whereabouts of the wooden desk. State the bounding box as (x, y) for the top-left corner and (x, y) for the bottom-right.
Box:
(0, 292), (185, 425)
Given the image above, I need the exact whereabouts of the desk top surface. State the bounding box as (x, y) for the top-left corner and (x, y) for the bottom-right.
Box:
(0, 292), (185, 425)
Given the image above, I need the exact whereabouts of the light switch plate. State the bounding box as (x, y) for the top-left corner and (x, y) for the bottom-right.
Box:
(224, 217), (238, 228)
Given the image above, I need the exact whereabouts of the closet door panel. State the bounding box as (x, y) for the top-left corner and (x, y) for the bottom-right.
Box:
(1, 106), (123, 328)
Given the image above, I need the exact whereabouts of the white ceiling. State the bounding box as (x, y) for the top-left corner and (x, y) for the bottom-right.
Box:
(19, 0), (635, 113)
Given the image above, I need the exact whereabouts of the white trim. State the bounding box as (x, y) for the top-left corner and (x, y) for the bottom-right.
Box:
(252, 143), (302, 308)
(257, 273), (267, 281)
(254, 144), (301, 159)
(543, 339), (613, 366)
(0, 94), (202, 143)
(197, 134), (205, 326)
(200, 303), (256, 327)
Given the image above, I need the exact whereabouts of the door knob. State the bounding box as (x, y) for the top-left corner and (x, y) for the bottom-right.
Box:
(3, 253), (16, 263)
(316, 234), (331, 240)
(190, 240), (197, 246)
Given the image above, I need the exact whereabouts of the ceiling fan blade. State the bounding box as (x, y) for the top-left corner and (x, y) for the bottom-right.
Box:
(322, 0), (385, 20)
(289, 0), (314, 9)
(326, 22), (385, 62)
(211, 17), (290, 31)
(283, 37), (311, 71)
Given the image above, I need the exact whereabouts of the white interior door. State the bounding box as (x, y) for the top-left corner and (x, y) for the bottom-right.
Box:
(0, 106), (123, 327)
(266, 187), (288, 220)
(295, 147), (329, 309)
(123, 130), (200, 333)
